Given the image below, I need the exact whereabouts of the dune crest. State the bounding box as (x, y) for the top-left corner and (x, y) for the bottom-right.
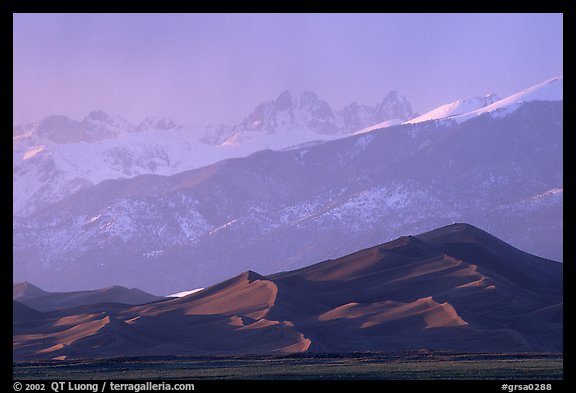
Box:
(13, 224), (562, 360)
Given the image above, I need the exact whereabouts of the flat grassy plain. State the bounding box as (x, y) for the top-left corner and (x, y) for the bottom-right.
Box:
(13, 352), (562, 380)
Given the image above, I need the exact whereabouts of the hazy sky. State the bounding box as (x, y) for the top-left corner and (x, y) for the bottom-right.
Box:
(13, 13), (563, 126)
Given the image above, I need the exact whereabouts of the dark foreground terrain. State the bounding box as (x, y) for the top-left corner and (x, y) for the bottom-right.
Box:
(13, 352), (562, 380)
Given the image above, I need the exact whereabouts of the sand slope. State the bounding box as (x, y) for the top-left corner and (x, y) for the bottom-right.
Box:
(13, 282), (49, 302)
(13, 223), (562, 360)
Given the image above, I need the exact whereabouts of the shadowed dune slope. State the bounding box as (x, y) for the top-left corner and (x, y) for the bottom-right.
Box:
(13, 223), (562, 360)
(13, 301), (43, 322)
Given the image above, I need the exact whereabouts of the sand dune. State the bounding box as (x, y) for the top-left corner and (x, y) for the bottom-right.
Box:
(13, 284), (166, 312)
(13, 301), (42, 321)
(318, 297), (468, 329)
(13, 223), (562, 360)
(13, 282), (49, 301)
(170, 271), (277, 319)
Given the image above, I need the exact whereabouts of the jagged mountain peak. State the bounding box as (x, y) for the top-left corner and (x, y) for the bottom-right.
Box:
(35, 114), (80, 143)
(82, 110), (132, 132)
(82, 110), (130, 128)
(381, 90), (406, 102)
(136, 116), (177, 132)
(85, 110), (112, 122)
(274, 89), (321, 109)
(234, 89), (338, 136)
(28, 111), (133, 144)
(237, 88), (415, 136)
(372, 90), (415, 123)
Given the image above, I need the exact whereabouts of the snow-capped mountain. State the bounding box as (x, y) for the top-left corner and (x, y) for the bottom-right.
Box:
(450, 75), (563, 122)
(13, 125), (218, 216)
(371, 90), (415, 123)
(13, 90), (414, 216)
(339, 91), (414, 134)
(405, 75), (562, 125)
(13, 94), (562, 294)
(214, 91), (343, 152)
(41, 111), (134, 143)
(354, 75), (563, 133)
(232, 90), (340, 136)
(405, 94), (500, 124)
(136, 116), (178, 132)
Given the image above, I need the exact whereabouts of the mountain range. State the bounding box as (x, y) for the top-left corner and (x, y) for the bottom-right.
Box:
(13, 90), (414, 217)
(13, 224), (563, 361)
(13, 76), (563, 295)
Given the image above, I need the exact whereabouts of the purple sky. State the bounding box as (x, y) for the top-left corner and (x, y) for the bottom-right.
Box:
(13, 13), (563, 127)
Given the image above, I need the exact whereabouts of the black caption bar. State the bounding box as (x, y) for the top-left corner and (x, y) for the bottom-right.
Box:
(12, 381), (195, 393)
(11, 380), (569, 392)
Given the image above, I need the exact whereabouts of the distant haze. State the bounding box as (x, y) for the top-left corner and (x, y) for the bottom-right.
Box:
(13, 13), (562, 126)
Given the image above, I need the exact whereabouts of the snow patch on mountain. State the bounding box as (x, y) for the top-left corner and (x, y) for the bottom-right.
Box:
(406, 76), (563, 126)
(529, 187), (563, 201)
(354, 119), (404, 135)
(168, 288), (204, 298)
(451, 75), (563, 122)
(405, 94), (500, 124)
(23, 145), (46, 160)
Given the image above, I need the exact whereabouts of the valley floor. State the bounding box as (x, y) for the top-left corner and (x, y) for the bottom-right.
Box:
(13, 351), (562, 380)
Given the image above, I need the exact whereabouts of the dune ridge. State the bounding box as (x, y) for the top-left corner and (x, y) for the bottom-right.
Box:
(13, 223), (562, 360)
